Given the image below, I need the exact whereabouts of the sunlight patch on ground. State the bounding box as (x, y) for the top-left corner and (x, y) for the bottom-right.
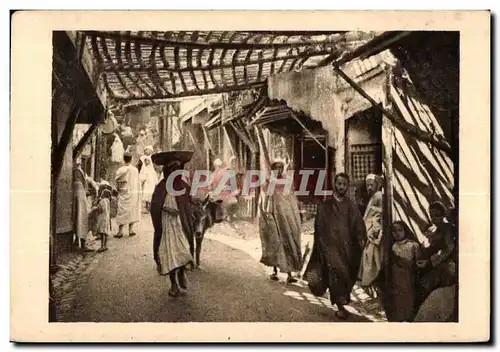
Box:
(282, 289), (387, 322)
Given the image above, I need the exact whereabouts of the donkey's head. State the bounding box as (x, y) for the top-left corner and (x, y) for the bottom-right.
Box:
(193, 194), (223, 239)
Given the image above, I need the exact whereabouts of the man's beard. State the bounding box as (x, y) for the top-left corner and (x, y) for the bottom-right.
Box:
(334, 188), (348, 197)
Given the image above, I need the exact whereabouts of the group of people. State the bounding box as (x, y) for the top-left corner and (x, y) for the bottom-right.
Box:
(72, 163), (116, 253)
(75, 138), (457, 321)
(72, 127), (159, 253)
(258, 166), (457, 322)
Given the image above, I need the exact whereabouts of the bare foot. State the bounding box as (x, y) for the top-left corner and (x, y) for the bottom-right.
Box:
(168, 289), (180, 297)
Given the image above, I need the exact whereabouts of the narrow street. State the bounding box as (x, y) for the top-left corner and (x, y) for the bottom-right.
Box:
(58, 214), (385, 323)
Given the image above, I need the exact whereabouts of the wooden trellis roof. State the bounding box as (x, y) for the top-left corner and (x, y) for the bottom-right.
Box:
(82, 30), (381, 101)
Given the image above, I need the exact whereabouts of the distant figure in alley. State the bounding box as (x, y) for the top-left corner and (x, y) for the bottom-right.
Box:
(114, 151), (141, 238)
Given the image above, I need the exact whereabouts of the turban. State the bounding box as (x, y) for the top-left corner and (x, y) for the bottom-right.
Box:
(365, 174), (377, 182)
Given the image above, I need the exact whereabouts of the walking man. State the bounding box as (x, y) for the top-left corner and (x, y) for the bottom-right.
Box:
(305, 172), (366, 319)
(114, 151), (141, 238)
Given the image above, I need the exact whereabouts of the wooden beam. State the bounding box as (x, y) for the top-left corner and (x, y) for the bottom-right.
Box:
(123, 39), (141, 96)
(218, 32), (232, 87)
(278, 48), (293, 73)
(149, 42), (169, 95)
(197, 46), (208, 90)
(186, 48), (200, 90)
(101, 49), (334, 73)
(113, 81), (265, 101)
(86, 30), (347, 50)
(246, 92), (269, 120)
(229, 121), (256, 152)
(288, 47), (302, 71)
(257, 51), (264, 82)
(254, 125), (271, 170)
(113, 39), (135, 98)
(290, 112), (326, 151)
(174, 46), (188, 92)
(270, 47), (279, 75)
(223, 125), (236, 158)
(202, 125), (213, 151)
(133, 39), (158, 95)
(101, 73), (115, 98)
(73, 123), (99, 159)
(160, 44), (176, 94)
(207, 47), (218, 88)
(147, 42), (163, 94)
(333, 66), (453, 156)
(90, 35), (103, 65)
(318, 31), (412, 68)
(245, 30), (346, 36)
(231, 33), (251, 86)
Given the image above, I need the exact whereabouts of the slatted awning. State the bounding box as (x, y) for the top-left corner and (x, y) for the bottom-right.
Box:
(82, 30), (382, 102)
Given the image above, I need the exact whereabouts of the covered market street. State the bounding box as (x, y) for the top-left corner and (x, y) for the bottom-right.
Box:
(48, 29), (459, 324)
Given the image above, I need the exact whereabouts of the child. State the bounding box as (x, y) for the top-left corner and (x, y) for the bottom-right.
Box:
(92, 188), (112, 252)
(387, 221), (421, 322)
(415, 201), (457, 306)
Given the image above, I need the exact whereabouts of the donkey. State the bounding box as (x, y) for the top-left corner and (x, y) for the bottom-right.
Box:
(189, 195), (223, 269)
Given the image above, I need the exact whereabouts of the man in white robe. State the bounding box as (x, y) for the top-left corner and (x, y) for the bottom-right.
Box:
(114, 152), (141, 237)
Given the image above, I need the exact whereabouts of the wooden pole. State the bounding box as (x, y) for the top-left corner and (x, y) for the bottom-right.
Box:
(254, 125), (271, 170)
(166, 115), (172, 149)
(290, 112), (326, 151)
(333, 66), (453, 157)
(229, 121), (256, 153)
(202, 126), (212, 170)
(86, 30), (347, 50)
(73, 123), (99, 160)
(223, 126), (236, 159)
(252, 151), (260, 218)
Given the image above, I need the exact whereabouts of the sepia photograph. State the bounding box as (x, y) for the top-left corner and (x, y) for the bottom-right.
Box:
(10, 11), (490, 342)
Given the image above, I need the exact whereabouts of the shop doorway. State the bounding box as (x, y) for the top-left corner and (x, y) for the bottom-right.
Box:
(345, 106), (382, 208)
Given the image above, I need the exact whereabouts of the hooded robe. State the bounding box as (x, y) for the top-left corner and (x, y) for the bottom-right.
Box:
(305, 196), (366, 305)
(151, 177), (196, 265)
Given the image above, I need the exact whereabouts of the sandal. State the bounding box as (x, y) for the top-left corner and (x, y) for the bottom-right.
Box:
(270, 273), (279, 281)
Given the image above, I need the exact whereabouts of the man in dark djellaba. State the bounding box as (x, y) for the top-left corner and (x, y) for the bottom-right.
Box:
(305, 172), (366, 319)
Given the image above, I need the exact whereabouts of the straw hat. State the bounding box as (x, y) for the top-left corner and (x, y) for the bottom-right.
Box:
(151, 150), (194, 166)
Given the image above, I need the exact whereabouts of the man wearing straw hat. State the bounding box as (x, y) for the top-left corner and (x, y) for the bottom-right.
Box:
(150, 150), (196, 297)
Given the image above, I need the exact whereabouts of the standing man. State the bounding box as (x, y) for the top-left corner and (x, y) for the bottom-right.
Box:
(305, 173), (366, 319)
(114, 151), (141, 238)
(358, 174), (385, 296)
(355, 174), (378, 216)
(150, 151), (196, 295)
